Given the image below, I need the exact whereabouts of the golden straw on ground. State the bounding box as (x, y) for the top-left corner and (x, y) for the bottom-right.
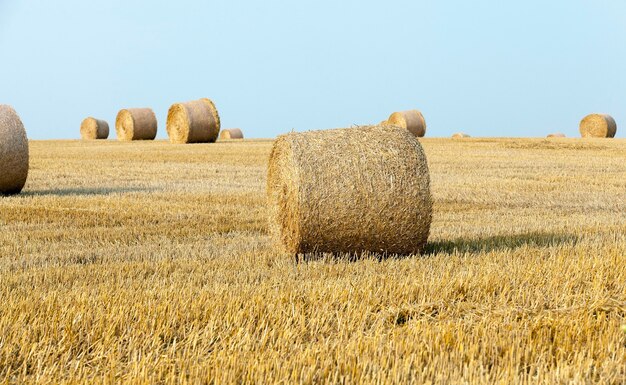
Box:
(166, 98), (220, 144)
(0, 105), (29, 195)
(80, 117), (109, 140)
(267, 124), (432, 257)
(115, 108), (157, 141)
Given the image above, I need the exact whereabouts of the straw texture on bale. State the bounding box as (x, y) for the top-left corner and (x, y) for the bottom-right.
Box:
(80, 117), (109, 140)
(166, 98), (220, 144)
(220, 128), (244, 140)
(387, 109), (426, 137)
(0, 105), (29, 195)
(452, 132), (470, 138)
(579, 114), (616, 138)
(115, 108), (157, 141)
(547, 133), (566, 138)
(267, 125), (432, 257)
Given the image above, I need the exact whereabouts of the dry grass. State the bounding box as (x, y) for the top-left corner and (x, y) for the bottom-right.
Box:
(0, 137), (625, 384)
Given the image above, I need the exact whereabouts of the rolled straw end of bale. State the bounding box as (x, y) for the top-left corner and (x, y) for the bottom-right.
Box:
(80, 117), (109, 140)
(387, 109), (427, 137)
(452, 132), (470, 138)
(0, 105), (29, 195)
(166, 98), (220, 144)
(547, 133), (566, 138)
(220, 128), (244, 140)
(267, 124), (432, 257)
(579, 114), (617, 138)
(115, 108), (157, 141)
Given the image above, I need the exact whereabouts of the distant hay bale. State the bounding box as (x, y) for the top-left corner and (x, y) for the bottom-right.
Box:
(267, 125), (432, 257)
(166, 98), (220, 144)
(115, 108), (157, 141)
(0, 105), (29, 195)
(387, 110), (426, 137)
(220, 128), (243, 140)
(579, 114), (616, 138)
(452, 132), (470, 138)
(547, 133), (566, 138)
(80, 117), (109, 140)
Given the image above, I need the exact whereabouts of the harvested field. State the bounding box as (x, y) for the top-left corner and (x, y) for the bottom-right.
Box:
(0, 138), (625, 384)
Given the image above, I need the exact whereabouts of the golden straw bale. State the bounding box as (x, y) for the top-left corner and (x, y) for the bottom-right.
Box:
(452, 132), (470, 138)
(0, 105), (29, 195)
(547, 133), (566, 138)
(80, 117), (109, 140)
(115, 108), (157, 141)
(267, 125), (432, 257)
(220, 128), (244, 140)
(166, 98), (220, 144)
(579, 114), (616, 138)
(387, 109), (426, 137)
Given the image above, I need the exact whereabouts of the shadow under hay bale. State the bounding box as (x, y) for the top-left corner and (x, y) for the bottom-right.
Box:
(267, 124), (432, 259)
(80, 117), (109, 140)
(116, 108), (158, 141)
(579, 114), (616, 138)
(23, 186), (156, 197)
(425, 232), (580, 255)
(166, 98), (220, 144)
(0, 105), (29, 195)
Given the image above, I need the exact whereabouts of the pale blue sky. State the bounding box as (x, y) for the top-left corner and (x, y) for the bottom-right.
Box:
(1, 0), (625, 139)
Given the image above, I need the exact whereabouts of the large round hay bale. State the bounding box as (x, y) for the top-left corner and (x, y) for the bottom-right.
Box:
(452, 132), (470, 138)
(80, 117), (109, 140)
(387, 109), (426, 137)
(547, 133), (566, 138)
(220, 128), (243, 140)
(0, 105), (29, 195)
(166, 98), (220, 144)
(579, 114), (617, 138)
(267, 125), (432, 257)
(115, 108), (157, 141)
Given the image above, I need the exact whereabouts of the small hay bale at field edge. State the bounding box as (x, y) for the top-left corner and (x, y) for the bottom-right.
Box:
(115, 108), (158, 141)
(579, 114), (617, 138)
(267, 125), (432, 257)
(166, 98), (220, 144)
(387, 109), (426, 137)
(547, 133), (566, 138)
(80, 117), (109, 140)
(0, 105), (29, 195)
(220, 128), (244, 140)
(452, 132), (470, 138)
